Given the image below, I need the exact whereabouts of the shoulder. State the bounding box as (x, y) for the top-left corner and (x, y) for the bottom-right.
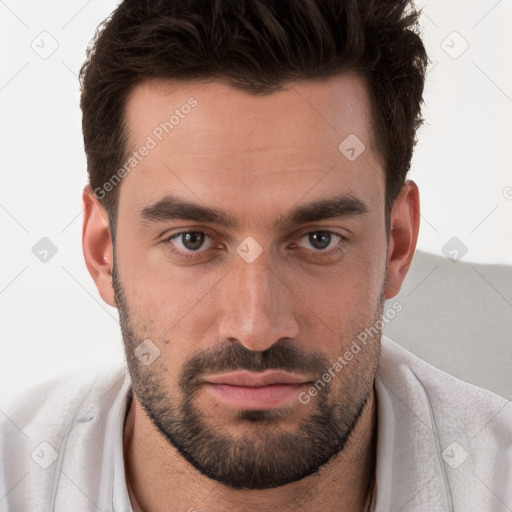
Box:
(0, 365), (130, 511)
(376, 336), (512, 509)
(1, 365), (129, 435)
(378, 335), (511, 423)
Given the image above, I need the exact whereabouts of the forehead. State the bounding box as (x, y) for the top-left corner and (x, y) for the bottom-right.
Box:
(119, 73), (384, 224)
(124, 72), (377, 156)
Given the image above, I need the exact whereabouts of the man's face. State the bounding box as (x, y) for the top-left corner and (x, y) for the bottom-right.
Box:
(112, 73), (387, 489)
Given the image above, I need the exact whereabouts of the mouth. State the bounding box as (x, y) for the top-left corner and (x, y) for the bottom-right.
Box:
(203, 370), (311, 410)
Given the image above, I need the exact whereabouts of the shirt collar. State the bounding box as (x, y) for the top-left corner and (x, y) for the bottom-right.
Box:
(373, 336), (453, 511)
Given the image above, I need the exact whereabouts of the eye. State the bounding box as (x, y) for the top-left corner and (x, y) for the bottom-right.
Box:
(171, 231), (210, 251)
(162, 230), (217, 260)
(161, 228), (348, 263)
(295, 230), (347, 257)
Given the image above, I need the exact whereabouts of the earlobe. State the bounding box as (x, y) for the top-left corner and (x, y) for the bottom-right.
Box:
(384, 180), (420, 299)
(82, 185), (116, 307)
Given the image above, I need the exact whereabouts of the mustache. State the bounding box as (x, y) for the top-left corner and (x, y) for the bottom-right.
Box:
(179, 339), (330, 394)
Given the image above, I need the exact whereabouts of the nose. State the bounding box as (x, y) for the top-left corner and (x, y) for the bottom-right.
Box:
(218, 248), (299, 352)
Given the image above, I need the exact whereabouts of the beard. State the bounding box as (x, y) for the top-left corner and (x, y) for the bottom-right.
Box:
(113, 262), (382, 490)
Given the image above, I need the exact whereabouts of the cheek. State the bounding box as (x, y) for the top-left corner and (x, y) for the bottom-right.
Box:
(116, 227), (222, 316)
(115, 214), (387, 354)
(290, 237), (386, 308)
(287, 247), (386, 356)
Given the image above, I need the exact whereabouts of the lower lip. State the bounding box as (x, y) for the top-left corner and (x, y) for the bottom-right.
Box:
(204, 383), (307, 410)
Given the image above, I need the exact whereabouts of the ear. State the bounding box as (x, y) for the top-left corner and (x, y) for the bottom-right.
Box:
(82, 185), (116, 308)
(384, 180), (420, 299)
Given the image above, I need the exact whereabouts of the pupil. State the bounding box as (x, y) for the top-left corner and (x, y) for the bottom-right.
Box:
(183, 232), (204, 250)
(310, 231), (331, 250)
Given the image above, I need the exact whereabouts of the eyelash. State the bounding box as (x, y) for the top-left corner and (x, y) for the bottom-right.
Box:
(161, 229), (348, 261)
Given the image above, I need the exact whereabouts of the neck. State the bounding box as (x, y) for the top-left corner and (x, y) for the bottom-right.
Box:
(123, 387), (377, 512)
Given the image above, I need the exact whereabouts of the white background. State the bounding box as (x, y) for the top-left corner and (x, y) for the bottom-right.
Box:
(0, 0), (511, 393)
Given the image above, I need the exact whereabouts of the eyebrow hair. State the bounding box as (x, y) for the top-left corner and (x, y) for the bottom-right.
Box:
(139, 193), (369, 230)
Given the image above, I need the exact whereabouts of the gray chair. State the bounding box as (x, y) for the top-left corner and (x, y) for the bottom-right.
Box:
(383, 250), (512, 400)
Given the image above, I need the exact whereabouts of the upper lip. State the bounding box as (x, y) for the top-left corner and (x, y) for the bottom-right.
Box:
(204, 370), (310, 387)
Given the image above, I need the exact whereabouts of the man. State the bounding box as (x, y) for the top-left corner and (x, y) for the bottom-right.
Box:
(1, 0), (511, 511)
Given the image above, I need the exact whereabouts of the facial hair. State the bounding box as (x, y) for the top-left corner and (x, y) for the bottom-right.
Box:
(113, 262), (382, 490)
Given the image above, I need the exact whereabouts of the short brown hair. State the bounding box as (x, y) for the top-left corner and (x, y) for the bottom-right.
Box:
(80, 0), (428, 232)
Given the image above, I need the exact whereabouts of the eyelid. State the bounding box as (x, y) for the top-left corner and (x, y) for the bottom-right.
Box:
(294, 225), (349, 240)
(163, 229), (219, 251)
(294, 229), (347, 250)
(163, 227), (349, 257)
(295, 224), (352, 238)
(299, 230), (345, 241)
(160, 226), (216, 241)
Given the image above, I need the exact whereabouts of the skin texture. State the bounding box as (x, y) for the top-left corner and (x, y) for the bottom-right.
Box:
(82, 72), (420, 511)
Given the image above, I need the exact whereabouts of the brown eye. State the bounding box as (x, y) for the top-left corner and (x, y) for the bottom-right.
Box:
(177, 231), (206, 251)
(297, 230), (344, 251)
(293, 230), (348, 261)
(163, 230), (216, 260)
(307, 231), (333, 250)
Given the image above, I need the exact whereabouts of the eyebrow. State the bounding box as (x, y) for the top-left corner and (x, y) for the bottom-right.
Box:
(139, 193), (369, 230)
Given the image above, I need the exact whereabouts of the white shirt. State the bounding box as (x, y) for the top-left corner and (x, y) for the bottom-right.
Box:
(1, 336), (511, 511)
